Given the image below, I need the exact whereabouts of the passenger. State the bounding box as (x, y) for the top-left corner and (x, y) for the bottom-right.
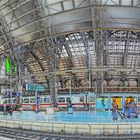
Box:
(7, 106), (13, 116)
(67, 100), (73, 114)
(128, 99), (138, 118)
(18, 104), (23, 111)
(124, 100), (129, 116)
(3, 106), (13, 116)
(67, 100), (72, 108)
(3, 104), (7, 115)
(112, 99), (118, 120)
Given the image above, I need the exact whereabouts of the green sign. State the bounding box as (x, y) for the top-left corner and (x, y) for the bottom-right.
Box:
(37, 85), (45, 92)
(26, 83), (45, 92)
(5, 57), (15, 75)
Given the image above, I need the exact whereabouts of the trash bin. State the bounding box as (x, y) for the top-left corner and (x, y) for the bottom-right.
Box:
(46, 108), (54, 115)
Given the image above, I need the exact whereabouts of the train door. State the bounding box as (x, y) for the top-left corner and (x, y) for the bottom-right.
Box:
(96, 96), (109, 110)
(111, 97), (122, 110)
(88, 95), (96, 111)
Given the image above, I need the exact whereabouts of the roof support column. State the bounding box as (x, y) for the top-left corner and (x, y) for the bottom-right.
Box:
(91, 0), (104, 95)
(94, 31), (103, 95)
(32, 0), (62, 107)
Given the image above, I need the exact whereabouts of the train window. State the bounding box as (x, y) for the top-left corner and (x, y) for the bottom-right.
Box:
(80, 96), (84, 102)
(3, 99), (7, 104)
(90, 97), (95, 102)
(13, 98), (16, 104)
(21, 98), (23, 103)
(24, 98), (29, 103)
(8, 99), (11, 104)
(58, 97), (65, 103)
(44, 98), (50, 103)
(30, 98), (35, 103)
(66, 97), (71, 102)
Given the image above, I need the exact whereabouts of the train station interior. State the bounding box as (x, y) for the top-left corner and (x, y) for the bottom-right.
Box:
(0, 0), (139, 139)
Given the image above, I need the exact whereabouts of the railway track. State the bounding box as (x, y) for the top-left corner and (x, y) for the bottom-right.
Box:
(0, 126), (140, 140)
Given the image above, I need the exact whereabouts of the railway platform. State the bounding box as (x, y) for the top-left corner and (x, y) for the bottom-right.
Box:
(0, 111), (139, 137)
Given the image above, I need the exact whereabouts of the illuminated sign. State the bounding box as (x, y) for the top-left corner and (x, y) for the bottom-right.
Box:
(5, 57), (15, 75)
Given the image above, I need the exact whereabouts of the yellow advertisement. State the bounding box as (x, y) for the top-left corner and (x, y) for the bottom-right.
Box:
(125, 97), (135, 103)
(111, 97), (121, 109)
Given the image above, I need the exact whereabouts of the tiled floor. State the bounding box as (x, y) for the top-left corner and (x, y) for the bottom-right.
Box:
(0, 111), (139, 124)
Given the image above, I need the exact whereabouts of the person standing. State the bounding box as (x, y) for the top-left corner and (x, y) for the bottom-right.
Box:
(128, 99), (138, 118)
(67, 100), (73, 114)
(124, 100), (129, 116)
(112, 99), (118, 120)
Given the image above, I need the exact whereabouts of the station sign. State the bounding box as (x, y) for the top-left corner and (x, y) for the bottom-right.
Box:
(25, 83), (45, 92)
(4, 92), (22, 97)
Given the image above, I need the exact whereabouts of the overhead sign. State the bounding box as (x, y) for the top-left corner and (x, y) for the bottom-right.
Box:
(25, 83), (45, 92)
(4, 92), (22, 97)
(5, 56), (15, 75)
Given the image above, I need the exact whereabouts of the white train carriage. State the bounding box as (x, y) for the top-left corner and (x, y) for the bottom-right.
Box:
(2, 96), (51, 111)
(57, 93), (86, 109)
(4, 92), (140, 112)
(22, 96), (51, 110)
(0, 93), (96, 111)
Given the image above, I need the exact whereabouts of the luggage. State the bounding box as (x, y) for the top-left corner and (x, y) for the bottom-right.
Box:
(116, 110), (127, 119)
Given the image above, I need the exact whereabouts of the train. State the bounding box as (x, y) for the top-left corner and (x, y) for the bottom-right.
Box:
(0, 93), (140, 111)
(1, 93), (95, 111)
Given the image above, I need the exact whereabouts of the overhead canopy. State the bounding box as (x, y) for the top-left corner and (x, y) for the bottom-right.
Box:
(0, 0), (140, 93)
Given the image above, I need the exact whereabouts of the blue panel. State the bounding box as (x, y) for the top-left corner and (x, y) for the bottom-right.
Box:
(96, 97), (109, 109)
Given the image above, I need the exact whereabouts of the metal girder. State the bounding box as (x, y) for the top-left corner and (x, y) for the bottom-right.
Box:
(0, 26), (139, 56)
(136, 72), (140, 92)
(119, 31), (130, 86)
(32, 0), (60, 107)
(81, 32), (92, 90)
(91, 0), (104, 95)
(0, 2), (139, 43)
(29, 51), (45, 71)
(0, 0), (139, 93)
(121, 31), (129, 66)
(63, 42), (74, 67)
(106, 52), (140, 55)
(9, 67), (139, 80)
